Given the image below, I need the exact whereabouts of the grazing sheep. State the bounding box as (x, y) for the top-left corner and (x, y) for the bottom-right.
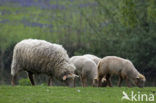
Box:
(83, 54), (101, 65)
(11, 39), (78, 87)
(97, 56), (146, 88)
(70, 56), (98, 87)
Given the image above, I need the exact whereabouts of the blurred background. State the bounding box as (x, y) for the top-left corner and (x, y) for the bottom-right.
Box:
(0, 0), (155, 86)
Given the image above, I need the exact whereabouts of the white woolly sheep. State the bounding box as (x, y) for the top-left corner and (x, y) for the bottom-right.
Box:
(70, 56), (98, 87)
(97, 56), (146, 88)
(11, 39), (78, 87)
(83, 54), (101, 65)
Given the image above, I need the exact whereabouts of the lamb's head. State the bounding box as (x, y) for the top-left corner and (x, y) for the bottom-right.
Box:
(93, 77), (107, 87)
(101, 77), (107, 87)
(135, 73), (146, 88)
(62, 63), (79, 87)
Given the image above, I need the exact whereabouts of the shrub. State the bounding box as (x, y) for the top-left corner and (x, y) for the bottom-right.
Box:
(19, 78), (31, 86)
(40, 83), (48, 86)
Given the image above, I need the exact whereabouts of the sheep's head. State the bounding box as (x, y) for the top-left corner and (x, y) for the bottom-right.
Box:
(63, 73), (79, 87)
(135, 74), (146, 88)
(61, 63), (78, 87)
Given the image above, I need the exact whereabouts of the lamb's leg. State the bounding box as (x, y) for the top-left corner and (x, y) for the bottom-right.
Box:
(107, 79), (112, 87)
(98, 76), (102, 87)
(80, 75), (84, 87)
(80, 76), (82, 87)
(126, 77), (131, 87)
(118, 76), (123, 87)
(83, 78), (87, 87)
(48, 77), (53, 86)
(28, 72), (35, 86)
(106, 74), (112, 87)
(82, 77), (87, 87)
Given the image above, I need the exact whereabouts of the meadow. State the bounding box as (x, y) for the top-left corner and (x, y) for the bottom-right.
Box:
(0, 1), (155, 102)
(0, 86), (155, 103)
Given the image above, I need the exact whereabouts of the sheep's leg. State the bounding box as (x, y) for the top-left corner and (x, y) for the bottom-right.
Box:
(118, 76), (123, 87)
(106, 74), (112, 87)
(74, 78), (76, 87)
(11, 75), (16, 86)
(48, 77), (53, 86)
(28, 72), (35, 86)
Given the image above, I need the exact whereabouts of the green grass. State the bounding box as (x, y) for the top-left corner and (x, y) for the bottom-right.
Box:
(0, 86), (155, 103)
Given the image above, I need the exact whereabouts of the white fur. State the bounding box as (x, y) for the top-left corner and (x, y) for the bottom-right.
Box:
(70, 56), (97, 86)
(83, 54), (101, 65)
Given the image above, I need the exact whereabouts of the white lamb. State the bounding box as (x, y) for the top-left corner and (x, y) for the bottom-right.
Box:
(70, 56), (98, 87)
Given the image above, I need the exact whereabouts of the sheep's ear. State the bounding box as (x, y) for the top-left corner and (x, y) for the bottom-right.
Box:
(63, 74), (79, 80)
(69, 74), (79, 78)
(73, 74), (79, 78)
(63, 75), (67, 80)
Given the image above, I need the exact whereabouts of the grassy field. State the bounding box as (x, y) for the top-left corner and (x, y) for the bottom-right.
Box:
(0, 86), (155, 103)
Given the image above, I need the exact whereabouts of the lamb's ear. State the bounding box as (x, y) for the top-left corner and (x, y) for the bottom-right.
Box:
(63, 75), (67, 80)
(94, 78), (98, 80)
(102, 77), (106, 82)
(136, 76), (140, 80)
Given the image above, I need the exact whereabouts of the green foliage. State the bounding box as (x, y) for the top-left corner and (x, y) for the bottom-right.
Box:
(147, 0), (156, 22)
(19, 78), (31, 86)
(40, 83), (48, 86)
(119, 0), (138, 28)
